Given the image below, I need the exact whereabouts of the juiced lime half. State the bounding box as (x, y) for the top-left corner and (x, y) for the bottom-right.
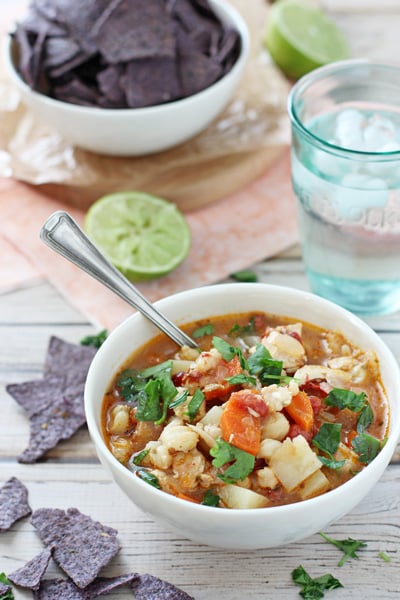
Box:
(264, 0), (349, 80)
(85, 192), (191, 281)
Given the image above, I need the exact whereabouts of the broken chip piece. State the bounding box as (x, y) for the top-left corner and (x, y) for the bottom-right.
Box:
(8, 547), (52, 591)
(0, 477), (32, 532)
(131, 573), (195, 599)
(12, 0), (241, 108)
(31, 508), (120, 589)
(33, 578), (91, 600)
(6, 336), (97, 462)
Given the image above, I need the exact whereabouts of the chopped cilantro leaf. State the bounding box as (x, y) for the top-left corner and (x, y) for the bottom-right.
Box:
(225, 373), (257, 386)
(292, 565), (342, 599)
(188, 388), (205, 422)
(325, 388), (367, 412)
(169, 389), (189, 409)
(230, 269), (258, 282)
(202, 490), (220, 507)
(192, 324), (215, 338)
(132, 449), (149, 465)
(80, 329), (108, 348)
(118, 360), (178, 425)
(212, 336), (247, 369)
(357, 402), (374, 433)
(137, 469), (161, 489)
(229, 317), (256, 337)
(320, 532), (367, 566)
(0, 573), (14, 600)
(210, 438), (255, 483)
(351, 433), (382, 464)
(312, 423), (342, 466)
(378, 551), (391, 563)
(317, 456), (346, 470)
(247, 344), (283, 385)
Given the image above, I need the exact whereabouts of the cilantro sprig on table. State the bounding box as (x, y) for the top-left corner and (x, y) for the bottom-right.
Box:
(80, 329), (108, 348)
(291, 565), (343, 599)
(320, 532), (368, 566)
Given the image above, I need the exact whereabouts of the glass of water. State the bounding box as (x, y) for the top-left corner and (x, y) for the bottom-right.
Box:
(288, 59), (400, 315)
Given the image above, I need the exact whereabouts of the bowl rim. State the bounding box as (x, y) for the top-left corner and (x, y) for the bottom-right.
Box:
(85, 283), (400, 518)
(3, 0), (250, 116)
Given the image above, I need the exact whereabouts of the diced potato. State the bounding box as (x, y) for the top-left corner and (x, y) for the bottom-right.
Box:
(199, 405), (223, 427)
(269, 435), (322, 492)
(257, 438), (282, 460)
(256, 467), (279, 489)
(219, 484), (269, 509)
(334, 442), (361, 473)
(298, 470), (331, 500)
(261, 412), (290, 441)
(171, 359), (195, 375)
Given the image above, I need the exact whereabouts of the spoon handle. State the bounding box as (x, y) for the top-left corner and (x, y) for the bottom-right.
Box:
(40, 211), (198, 349)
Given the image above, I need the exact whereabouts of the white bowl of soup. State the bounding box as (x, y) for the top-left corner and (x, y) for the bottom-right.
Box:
(84, 284), (400, 549)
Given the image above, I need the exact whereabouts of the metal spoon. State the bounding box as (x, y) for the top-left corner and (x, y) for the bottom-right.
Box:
(40, 211), (198, 349)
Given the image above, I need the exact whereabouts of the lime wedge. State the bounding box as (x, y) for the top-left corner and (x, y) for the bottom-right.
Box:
(85, 192), (191, 281)
(264, 0), (349, 80)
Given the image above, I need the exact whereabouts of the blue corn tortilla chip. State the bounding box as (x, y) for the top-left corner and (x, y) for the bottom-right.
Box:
(33, 578), (91, 600)
(0, 477), (32, 532)
(90, 0), (176, 63)
(7, 378), (87, 464)
(176, 27), (222, 97)
(44, 336), (97, 386)
(131, 573), (195, 599)
(31, 508), (121, 589)
(123, 56), (182, 108)
(6, 336), (96, 462)
(86, 573), (139, 596)
(0, 581), (11, 595)
(8, 548), (52, 590)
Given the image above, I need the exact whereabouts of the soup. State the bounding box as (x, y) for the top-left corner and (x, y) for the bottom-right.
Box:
(101, 312), (388, 509)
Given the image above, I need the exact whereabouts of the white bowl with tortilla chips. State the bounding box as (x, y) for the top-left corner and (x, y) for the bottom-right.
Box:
(84, 283), (400, 550)
(4, 0), (249, 156)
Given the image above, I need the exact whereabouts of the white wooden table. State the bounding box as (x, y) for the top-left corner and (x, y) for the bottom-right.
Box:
(1, 1), (400, 598)
(1, 244), (399, 600)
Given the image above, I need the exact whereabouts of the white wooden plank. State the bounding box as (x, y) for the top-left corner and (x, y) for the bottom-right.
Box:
(0, 464), (399, 599)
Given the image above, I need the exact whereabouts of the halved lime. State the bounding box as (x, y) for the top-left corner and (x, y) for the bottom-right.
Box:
(264, 0), (349, 80)
(85, 192), (191, 281)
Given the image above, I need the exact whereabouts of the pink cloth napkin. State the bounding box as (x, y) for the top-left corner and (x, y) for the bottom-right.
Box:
(0, 150), (298, 330)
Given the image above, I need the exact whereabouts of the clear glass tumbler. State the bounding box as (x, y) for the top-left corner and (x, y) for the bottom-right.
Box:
(288, 59), (400, 315)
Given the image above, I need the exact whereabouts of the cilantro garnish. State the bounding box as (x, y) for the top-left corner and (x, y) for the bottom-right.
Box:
(351, 433), (382, 464)
(132, 448), (150, 466)
(292, 565), (343, 599)
(202, 490), (220, 507)
(169, 389), (189, 409)
(212, 337), (247, 369)
(312, 423), (345, 470)
(80, 329), (108, 348)
(357, 402), (374, 433)
(187, 388), (205, 422)
(229, 317), (256, 337)
(325, 388), (367, 412)
(117, 360), (178, 425)
(0, 573), (14, 600)
(378, 551), (391, 563)
(225, 373), (257, 386)
(137, 469), (161, 489)
(210, 438), (255, 483)
(230, 269), (258, 282)
(247, 344), (284, 386)
(192, 324), (215, 338)
(320, 532), (367, 566)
